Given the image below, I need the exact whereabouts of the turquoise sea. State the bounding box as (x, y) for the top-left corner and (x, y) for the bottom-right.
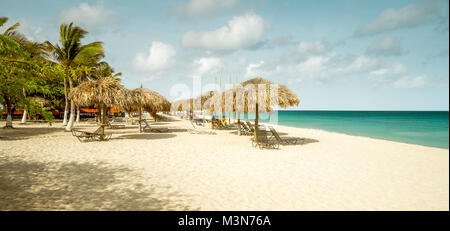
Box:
(238, 111), (449, 149)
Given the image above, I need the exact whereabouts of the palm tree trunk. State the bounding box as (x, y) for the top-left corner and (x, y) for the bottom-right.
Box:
(5, 98), (13, 128)
(20, 108), (27, 124)
(76, 107), (80, 122)
(65, 77), (75, 131)
(20, 88), (27, 124)
(62, 76), (69, 126)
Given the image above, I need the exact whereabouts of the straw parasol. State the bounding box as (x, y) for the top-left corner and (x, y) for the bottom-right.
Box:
(193, 90), (218, 121)
(172, 98), (193, 117)
(69, 76), (135, 138)
(210, 77), (300, 136)
(131, 88), (170, 132)
(172, 90), (218, 120)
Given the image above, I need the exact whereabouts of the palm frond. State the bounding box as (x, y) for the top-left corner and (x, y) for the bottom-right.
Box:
(0, 17), (8, 28)
(4, 22), (20, 35)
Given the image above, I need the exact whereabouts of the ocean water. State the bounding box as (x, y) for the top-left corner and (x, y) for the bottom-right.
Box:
(238, 111), (449, 149)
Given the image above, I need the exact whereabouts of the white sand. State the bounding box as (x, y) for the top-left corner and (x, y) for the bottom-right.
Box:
(0, 117), (448, 211)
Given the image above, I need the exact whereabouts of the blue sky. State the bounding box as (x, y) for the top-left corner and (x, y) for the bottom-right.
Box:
(1, 0), (449, 110)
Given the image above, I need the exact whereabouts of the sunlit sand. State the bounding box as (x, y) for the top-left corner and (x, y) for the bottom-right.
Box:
(1, 115), (448, 211)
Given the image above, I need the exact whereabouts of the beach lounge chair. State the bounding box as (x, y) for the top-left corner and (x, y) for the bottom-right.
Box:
(107, 118), (126, 129)
(268, 126), (302, 145)
(190, 120), (216, 135)
(245, 121), (255, 133)
(141, 119), (169, 133)
(71, 127), (112, 142)
(243, 121), (255, 133)
(252, 125), (279, 149)
(238, 122), (253, 135)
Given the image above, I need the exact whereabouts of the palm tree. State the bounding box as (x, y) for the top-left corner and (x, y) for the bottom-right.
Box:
(45, 22), (104, 131)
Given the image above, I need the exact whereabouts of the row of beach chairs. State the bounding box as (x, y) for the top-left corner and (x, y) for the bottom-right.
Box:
(238, 120), (303, 149)
(72, 118), (170, 142)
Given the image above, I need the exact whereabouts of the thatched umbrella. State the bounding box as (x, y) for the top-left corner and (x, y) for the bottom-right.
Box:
(131, 88), (170, 132)
(172, 98), (193, 118)
(172, 90), (218, 121)
(193, 90), (218, 122)
(69, 77), (135, 139)
(210, 77), (300, 136)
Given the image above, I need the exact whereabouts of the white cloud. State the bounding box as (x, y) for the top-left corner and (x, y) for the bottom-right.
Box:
(181, 12), (265, 52)
(297, 56), (329, 74)
(192, 57), (224, 78)
(171, 0), (238, 19)
(354, 0), (445, 37)
(296, 41), (328, 57)
(133, 41), (176, 72)
(370, 63), (406, 76)
(366, 37), (406, 57)
(244, 61), (282, 79)
(393, 76), (426, 88)
(57, 1), (118, 31)
(340, 56), (381, 73)
(16, 19), (45, 42)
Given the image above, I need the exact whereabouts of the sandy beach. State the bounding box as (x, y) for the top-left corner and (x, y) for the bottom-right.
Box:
(0, 116), (448, 211)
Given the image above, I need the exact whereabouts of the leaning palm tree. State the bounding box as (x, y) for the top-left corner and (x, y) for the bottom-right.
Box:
(45, 22), (104, 131)
(69, 77), (134, 139)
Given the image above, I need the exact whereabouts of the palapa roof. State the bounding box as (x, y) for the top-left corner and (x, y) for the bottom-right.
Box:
(172, 98), (192, 112)
(69, 77), (135, 108)
(210, 77), (300, 113)
(123, 88), (171, 113)
(172, 90), (219, 112)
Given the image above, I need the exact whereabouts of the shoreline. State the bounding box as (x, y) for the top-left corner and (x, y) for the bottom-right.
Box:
(262, 122), (449, 150)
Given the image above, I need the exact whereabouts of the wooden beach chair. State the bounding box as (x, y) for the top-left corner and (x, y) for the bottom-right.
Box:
(252, 125), (279, 149)
(107, 118), (126, 129)
(190, 120), (216, 135)
(238, 122), (252, 135)
(243, 121), (255, 133)
(268, 126), (302, 145)
(142, 119), (169, 133)
(71, 127), (112, 142)
(245, 121), (255, 133)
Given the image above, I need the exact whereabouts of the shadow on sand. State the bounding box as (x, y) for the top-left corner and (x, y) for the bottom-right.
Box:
(114, 133), (177, 140)
(0, 159), (195, 210)
(294, 138), (319, 145)
(0, 127), (63, 141)
(229, 130), (319, 146)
